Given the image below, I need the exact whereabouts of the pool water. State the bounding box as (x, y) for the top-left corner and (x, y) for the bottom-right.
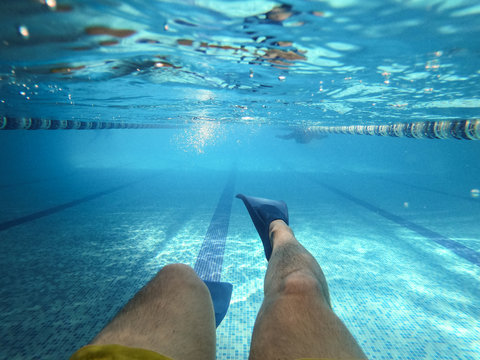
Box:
(1, 0), (480, 359)
(1, 129), (479, 359)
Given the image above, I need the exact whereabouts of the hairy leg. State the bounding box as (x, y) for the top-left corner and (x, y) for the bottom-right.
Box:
(90, 263), (216, 360)
(249, 220), (367, 360)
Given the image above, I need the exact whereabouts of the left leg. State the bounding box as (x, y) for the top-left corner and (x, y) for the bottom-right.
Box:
(88, 264), (216, 360)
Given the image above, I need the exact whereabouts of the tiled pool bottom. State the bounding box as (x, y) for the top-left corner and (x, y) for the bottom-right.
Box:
(0, 169), (479, 359)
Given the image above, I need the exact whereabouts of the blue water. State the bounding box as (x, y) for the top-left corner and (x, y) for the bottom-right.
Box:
(1, 1), (480, 359)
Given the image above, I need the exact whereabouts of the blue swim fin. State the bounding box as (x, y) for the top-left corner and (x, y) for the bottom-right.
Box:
(204, 281), (233, 328)
(236, 194), (289, 260)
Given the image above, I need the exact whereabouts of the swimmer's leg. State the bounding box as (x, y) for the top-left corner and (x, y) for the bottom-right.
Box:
(88, 264), (216, 360)
(249, 220), (367, 360)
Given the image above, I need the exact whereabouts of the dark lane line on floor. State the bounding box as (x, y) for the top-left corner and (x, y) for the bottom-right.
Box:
(377, 176), (480, 205)
(317, 180), (480, 268)
(193, 169), (236, 327)
(0, 170), (79, 189)
(0, 182), (138, 232)
(194, 169), (236, 282)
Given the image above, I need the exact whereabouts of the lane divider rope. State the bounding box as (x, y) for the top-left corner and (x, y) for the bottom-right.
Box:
(2, 116), (479, 140)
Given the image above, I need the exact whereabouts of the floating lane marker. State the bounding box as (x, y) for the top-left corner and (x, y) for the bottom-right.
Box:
(318, 181), (480, 268)
(194, 170), (236, 327)
(2, 116), (479, 140)
(305, 119), (480, 140)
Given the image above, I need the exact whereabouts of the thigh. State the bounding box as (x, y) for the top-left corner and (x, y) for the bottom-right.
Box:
(89, 264), (216, 360)
(250, 288), (366, 360)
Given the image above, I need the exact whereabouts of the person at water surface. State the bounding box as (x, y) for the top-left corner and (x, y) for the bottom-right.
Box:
(71, 194), (367, 360)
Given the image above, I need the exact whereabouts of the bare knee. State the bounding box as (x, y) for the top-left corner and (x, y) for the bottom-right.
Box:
(279, 271), (330, 307)
(282, 272), (321, 296)
(158, 263), (196, 279)
(154, 263), (208, 295)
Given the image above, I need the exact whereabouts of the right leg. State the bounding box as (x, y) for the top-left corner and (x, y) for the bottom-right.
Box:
(249, 220), (367, 360)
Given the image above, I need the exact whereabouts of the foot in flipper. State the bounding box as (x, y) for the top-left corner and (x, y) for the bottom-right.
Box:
(236, 194), (289, 260)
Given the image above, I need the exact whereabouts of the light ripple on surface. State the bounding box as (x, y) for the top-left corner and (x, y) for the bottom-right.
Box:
(1, 0), (479, 125)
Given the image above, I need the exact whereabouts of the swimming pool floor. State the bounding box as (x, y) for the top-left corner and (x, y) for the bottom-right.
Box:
(0, 168), (479, 360)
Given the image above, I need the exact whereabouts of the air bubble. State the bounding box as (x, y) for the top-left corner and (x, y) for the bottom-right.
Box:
(18, 25), (30, 39)
(45, 0), (57, 8)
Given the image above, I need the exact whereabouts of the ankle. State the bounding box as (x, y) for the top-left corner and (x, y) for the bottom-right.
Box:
(269, 220), (294, 246)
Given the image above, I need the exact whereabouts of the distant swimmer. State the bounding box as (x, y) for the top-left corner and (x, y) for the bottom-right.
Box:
(277, 127), (328, 143)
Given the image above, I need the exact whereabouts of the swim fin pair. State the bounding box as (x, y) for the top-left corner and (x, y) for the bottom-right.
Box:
(236, 194), (289, 260)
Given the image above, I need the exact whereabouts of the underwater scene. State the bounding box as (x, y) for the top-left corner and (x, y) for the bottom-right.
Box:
(0, 0), (479, 359)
